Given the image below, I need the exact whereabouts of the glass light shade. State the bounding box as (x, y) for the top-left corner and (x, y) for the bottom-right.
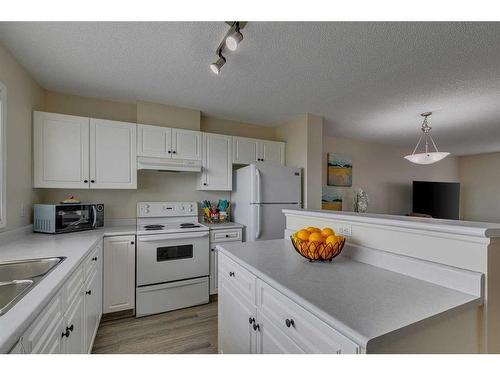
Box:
(404, 152), (450, 165)
(225, 31), (243, 51)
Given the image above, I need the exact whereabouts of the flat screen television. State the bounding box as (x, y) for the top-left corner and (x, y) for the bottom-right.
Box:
(412, 181), (460, 220)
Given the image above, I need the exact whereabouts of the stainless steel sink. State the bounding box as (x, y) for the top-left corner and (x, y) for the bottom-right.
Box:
(0, 257), (66, 315)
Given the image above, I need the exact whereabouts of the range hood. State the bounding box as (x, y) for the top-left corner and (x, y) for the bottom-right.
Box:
(137, 156), (202, 172)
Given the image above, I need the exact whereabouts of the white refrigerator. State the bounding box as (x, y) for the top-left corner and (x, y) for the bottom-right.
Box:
(231, 163), (302, 241)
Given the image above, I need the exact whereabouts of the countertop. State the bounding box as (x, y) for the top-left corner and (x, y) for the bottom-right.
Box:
(283, 209), (500, 238)
(217, 239), (481, 349)
(0, 226), (135, 353)
(203, 222), (244, 230)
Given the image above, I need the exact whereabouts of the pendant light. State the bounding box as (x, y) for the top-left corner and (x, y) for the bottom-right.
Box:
(404, 112), (450, 165)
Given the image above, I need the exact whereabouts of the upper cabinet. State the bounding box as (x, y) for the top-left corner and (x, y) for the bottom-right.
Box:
(34, 112), (90, 189)
(199, 133), (232, 191)
(33, 111), (137, 189)
(137, 124), (201, 161)
(90, 119), (137, 189)
(233, 137), (285, 165)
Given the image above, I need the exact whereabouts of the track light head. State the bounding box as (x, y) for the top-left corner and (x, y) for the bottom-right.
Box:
(225, 27), (243, 51)
(210, 53), (226, 75)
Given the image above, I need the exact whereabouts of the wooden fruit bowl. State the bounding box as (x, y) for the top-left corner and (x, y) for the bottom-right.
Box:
(290, 235), (346, 262)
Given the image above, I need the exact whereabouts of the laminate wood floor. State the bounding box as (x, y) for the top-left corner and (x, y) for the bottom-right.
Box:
(92, 300), (218, 354)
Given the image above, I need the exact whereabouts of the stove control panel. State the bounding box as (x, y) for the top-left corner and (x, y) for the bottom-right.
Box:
(137, 202), (198, 217)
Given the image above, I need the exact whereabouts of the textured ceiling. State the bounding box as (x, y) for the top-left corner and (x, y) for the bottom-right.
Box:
(1, 22), (500, 155)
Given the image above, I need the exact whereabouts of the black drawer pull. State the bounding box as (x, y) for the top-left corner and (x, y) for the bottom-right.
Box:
(285, 318), (295, 328)
(229, 271), (235, 277)
(68, 324), (74, 332)
(84, 179), (88, 183)
(131, 241), (135, 245)
(61, 329), (70, 338)
(253, 323), (260, 331)
(92, 256), (98, 261)
(86, 290), (92, 295)
(249, 317), (255, 325)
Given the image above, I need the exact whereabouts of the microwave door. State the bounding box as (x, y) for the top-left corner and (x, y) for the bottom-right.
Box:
(56, 205), (93, 232)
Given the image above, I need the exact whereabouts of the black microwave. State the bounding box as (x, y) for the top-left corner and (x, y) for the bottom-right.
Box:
(33, 203), (104, 234)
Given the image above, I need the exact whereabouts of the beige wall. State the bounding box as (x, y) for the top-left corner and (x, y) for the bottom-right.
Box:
(323, 136), (460, 215)
(201, 116), (276, 140)
(459, 152), (500, 223)
(276, 114), (323, 209)
(0, 43), (44, 231)
(137, 101), (200, 130)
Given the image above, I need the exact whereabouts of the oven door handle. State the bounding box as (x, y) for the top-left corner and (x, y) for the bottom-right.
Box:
(138, 232), (209, 242)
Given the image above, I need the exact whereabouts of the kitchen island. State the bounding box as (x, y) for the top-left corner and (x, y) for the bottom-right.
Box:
(216, 209), (500, 354)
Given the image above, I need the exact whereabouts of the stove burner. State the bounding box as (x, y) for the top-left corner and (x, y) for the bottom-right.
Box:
(144, 224), (165, 230)
(180, 223), (200, 228)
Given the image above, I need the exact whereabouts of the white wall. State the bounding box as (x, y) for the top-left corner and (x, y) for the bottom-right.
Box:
(459, 152), (500, 223)
(323, 136), (460, 215)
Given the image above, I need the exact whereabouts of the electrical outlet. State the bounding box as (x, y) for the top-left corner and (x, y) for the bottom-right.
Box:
(338, 224), (352, 237)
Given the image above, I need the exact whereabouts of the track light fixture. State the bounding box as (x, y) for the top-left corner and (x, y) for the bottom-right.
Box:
(209, 21), (246, 75)
(210, 51), (226, 75)
(225, 22), (243, 51)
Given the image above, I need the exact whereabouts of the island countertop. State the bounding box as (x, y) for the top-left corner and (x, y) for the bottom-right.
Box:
(216, 239), (482, 350)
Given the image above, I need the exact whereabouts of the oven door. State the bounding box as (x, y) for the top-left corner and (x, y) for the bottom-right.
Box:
(136, 231), (210, 286)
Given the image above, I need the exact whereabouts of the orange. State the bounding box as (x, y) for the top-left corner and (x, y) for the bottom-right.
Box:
(296, 229), (310, 241)
(308, 232), (324, 243)
(306, 226), (321, 233)
(321, 227), (335, 237)
(325, 235), (337, 245)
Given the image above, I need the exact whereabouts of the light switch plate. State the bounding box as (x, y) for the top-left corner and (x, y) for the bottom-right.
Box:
(338, 224), (352, 237)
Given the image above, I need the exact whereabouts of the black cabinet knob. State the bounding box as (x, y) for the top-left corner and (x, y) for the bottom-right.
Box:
(61, 329), (70, 338)
(211, 248), (215, 252)
(91, 180), (95, 183)
(86, 290), (92, 295)
(92, 256), (98, 261)
(249, 317), (255, 325)
(253, 323), (260, 331)
(131, 241), (135, 245)
(68, 324), (74, 332)
(203, 183), (207, 186)
(225, 234), (229, 238)
(173, 151), (177, 154)
(84, 179), (89, 183)
(285, 318), (295, 328)
(168, 150), (172, 154)
(229, 271), (235, 277)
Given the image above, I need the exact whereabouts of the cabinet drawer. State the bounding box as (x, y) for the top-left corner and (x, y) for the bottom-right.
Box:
(218, 252), (256, 301)
(211, 229), (242, 243)
(64, 264), (83, 310)
(84, 244), (101, 281)
(256, 279), (359, 354)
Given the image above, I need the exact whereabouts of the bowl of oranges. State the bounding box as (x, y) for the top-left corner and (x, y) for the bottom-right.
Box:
(290, 227), (345, 262)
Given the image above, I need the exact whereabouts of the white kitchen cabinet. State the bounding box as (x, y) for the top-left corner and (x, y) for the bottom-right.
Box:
(84, 245), (103, 353)
(209, 227), (242, 295)
(232, 136), (285, 165)
(218, 279), (257, 354)
(199, 133), (232, 191)
(90, 119), (137, 189)
(261, 140), (285, 165)
(103, 235), (136, 314)
(33, 111), (90, 188)
(63, 291), (85, 354)
(171, 128), (202, 160)
(233, 137), (260, 164)
(34, 111), (137, 189)
(137, 124), (202, 161)
(218, 252), (360, 354)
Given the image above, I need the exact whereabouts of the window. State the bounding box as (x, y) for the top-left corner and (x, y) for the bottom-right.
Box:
(0, 82), (6, 228)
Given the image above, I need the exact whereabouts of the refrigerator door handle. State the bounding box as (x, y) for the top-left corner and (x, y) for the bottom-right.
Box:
(255, 204), (262, 239)
(255, 167), (262, 204)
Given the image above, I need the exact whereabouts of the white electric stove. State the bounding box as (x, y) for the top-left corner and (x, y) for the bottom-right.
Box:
(135, 202), (210, 317)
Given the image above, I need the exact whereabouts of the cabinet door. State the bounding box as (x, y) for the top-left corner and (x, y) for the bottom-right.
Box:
(63, 291), (85, 354)
(103, 236), (136, 313)
(84, 266), (102, 353)
(209, 246), (218, 295)
(90, 119), (137, 189)
(33, 111), (90, 188)
(233, 137), (260, 164)
(25, 293), (64, 354)
(171, 128), (202, 161)
(200, 133), (232, 191)
(137, 124), (172, 158)
(218, 280), (256, 354)
(256, 312), (304, 354)
(261, 141), (285, 165)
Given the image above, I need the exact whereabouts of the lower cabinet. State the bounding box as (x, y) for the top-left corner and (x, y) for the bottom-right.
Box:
(103, 235), (136, 313)
(218, 252), (361, 354)
(16, 242), (103, 354)
(209, 227), (242, 295)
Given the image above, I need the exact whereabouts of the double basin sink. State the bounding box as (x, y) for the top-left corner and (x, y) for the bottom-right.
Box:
(0, 257), (65, 316)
